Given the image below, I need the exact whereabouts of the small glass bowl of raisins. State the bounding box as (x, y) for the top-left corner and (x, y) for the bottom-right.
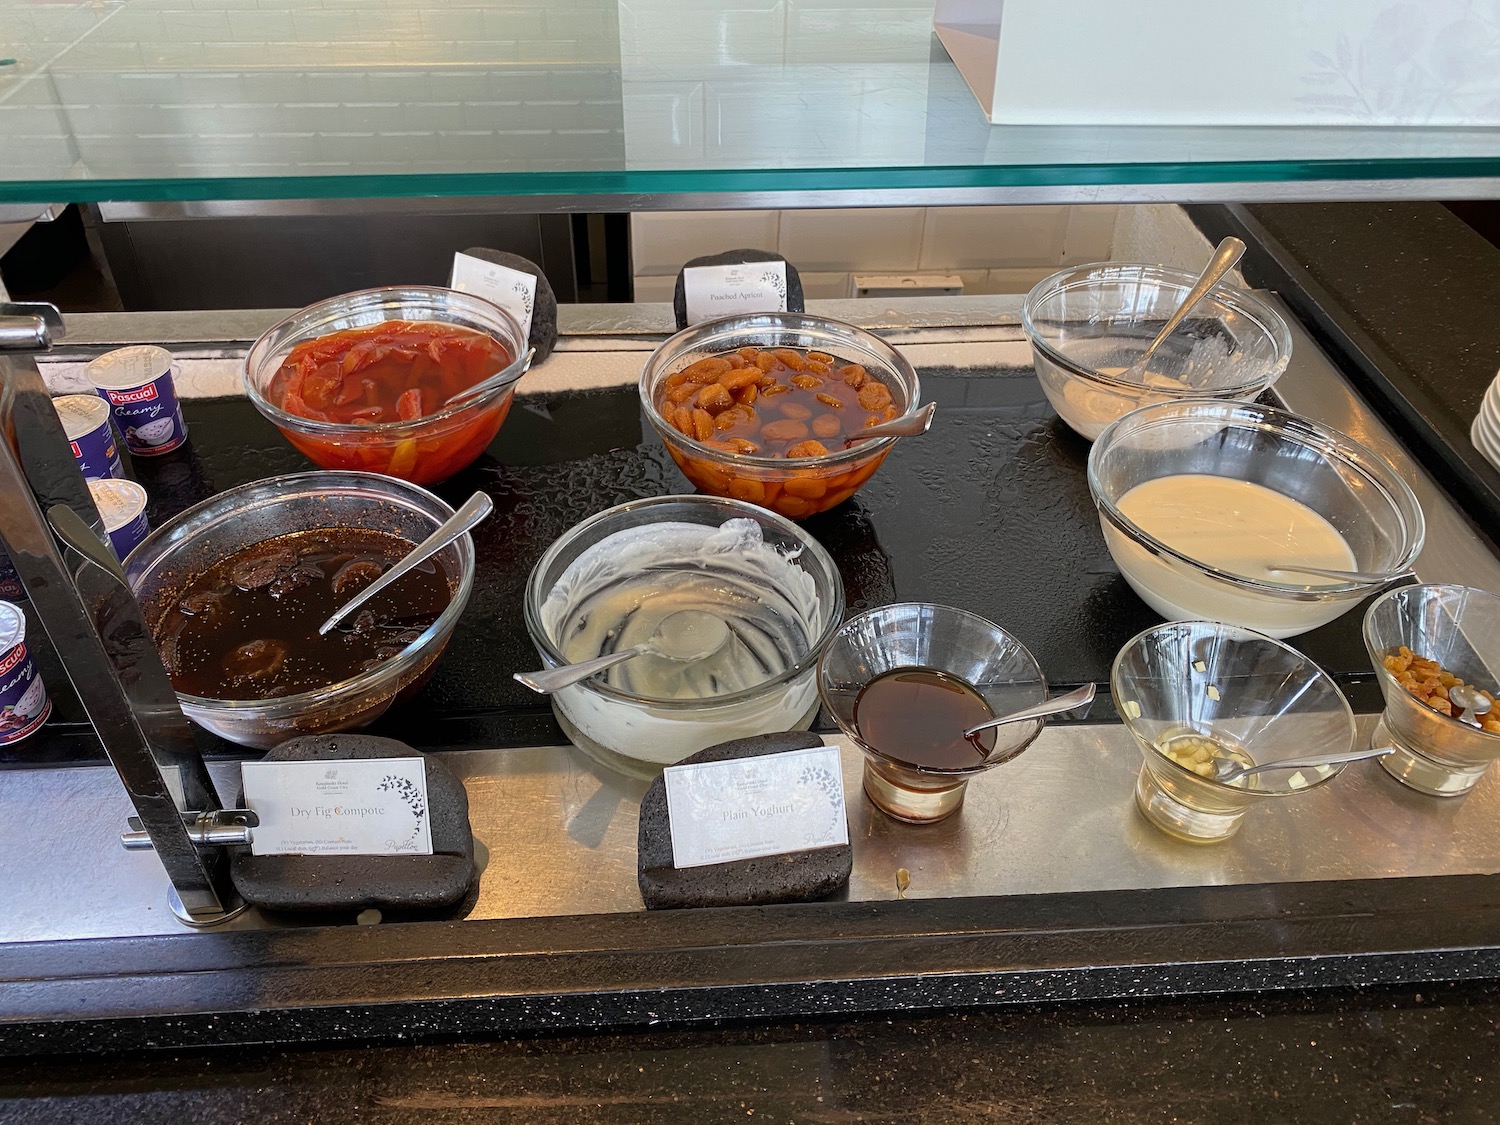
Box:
(639, 312), (922, 520)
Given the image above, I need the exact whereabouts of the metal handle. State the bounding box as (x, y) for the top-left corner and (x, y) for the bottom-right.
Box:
(845, 403), (937, 445)
(1220, 745), (1395, 781)
(963, 683), (1097, 738)
(318, 491), (493, 635)
(121, 809), (259, 850)
(1134, 237), (1247, 372)
(514, 645), (650, 694)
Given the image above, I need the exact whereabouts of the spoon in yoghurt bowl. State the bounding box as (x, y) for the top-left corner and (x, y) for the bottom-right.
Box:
(514, 609), (731, 694)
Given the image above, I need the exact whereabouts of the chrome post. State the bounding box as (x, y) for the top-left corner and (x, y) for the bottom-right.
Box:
(0, 303), (240, 923)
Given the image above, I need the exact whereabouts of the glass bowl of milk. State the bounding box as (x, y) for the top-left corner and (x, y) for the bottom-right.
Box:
(1088, 400), (1424, 639)
(523, 495), (845, 778)
(1113, 620), (1358, 843)
(1023, 262), (1293, 441)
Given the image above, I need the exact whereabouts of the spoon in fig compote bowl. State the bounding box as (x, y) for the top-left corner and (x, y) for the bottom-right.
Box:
(316, 491), (493, 636)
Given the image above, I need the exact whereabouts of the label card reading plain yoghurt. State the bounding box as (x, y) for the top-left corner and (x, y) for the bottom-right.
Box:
(450, 252), (537, 338)
(682, 262), (788, 326)
(663, 744), (847, 869)
(242, 757), (433, 857)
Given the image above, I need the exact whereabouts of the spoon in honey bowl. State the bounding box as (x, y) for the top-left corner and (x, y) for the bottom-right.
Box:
(316, 491), (494, 636)
(842, 402), (937, 446)
(962, 682), (1097, 740)
(514, 610), (732, 694)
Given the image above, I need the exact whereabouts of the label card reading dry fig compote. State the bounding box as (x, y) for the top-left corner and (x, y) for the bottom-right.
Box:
(663, 745), (847, 869)
(241, 758), (433, 857)
(682, 261), (788, 326)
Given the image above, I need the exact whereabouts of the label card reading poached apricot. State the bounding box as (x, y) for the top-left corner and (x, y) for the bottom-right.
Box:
(242, 758), (433, 857)
(450, 252), (537, 338)
(682, 262), (788, 326)
(663, 745), (847, 869)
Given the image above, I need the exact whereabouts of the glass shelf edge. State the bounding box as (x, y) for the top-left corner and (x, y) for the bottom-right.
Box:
(4, 156), (1500, 208)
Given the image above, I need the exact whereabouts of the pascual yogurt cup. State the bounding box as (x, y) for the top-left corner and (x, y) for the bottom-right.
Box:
(53, 393), (125, 480)
(88, 345), (188, 456)
(0, 602), (51, 745)
(88, 478), (152, 561)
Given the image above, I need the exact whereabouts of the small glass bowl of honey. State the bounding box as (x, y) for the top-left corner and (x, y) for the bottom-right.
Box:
(817, 602), (1050, 823)
(1112, 620), (1357, 843)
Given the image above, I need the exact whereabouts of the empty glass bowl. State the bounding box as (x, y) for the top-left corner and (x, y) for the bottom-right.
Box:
(1113, 620), (1357, 843)
(1089, 400), (1424, 639)
(1364, 583), (1500, 796)
(1023, 262), (1292, 441)
(818, 602), (1048, 823)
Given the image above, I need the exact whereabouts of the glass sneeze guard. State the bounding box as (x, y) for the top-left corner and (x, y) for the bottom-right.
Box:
(4, 0), (1500, 206)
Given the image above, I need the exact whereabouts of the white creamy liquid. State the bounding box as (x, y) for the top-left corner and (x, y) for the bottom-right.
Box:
(1117, 475), (1355, 584)
(538, 518), (826, 766)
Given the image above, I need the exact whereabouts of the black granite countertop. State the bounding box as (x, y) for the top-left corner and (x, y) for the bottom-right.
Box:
(5, 983), (1500, 1123)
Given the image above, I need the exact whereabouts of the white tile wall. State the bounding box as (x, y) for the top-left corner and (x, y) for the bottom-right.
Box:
(777, 208), (925, 272)
(919, 205), (1071, 270)
(630, 204), (1119, 300)
(629, 210), (781, 276)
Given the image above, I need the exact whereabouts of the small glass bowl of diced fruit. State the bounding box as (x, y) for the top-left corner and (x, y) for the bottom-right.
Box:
(639, 312), (924, 520)
(1364, 583), (1500, 797)
(1112, 619), (1357, 843)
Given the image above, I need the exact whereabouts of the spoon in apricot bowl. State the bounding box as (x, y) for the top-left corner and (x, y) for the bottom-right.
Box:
(514, 610), (731, 694)
(317, 491), (494, 636)
(843, 402), (936, 445)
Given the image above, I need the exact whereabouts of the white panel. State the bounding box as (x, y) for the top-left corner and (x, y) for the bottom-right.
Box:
(777, 207), (925, 272)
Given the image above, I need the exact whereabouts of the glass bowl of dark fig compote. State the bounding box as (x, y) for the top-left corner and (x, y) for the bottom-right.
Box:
(817, 602), (1050, 823)
(125, 470), (475, 749)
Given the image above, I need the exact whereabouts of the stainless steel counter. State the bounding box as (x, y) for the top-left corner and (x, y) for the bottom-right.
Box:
(3, 295), (1499, 946)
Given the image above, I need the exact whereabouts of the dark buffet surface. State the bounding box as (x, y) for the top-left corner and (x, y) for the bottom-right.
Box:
(8, 362), (1385, 765)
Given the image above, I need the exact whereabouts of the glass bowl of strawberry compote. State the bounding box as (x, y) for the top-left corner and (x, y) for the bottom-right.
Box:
(244, 286), (532, 485)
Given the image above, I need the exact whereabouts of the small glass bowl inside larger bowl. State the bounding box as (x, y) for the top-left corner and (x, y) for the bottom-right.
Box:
(1023, 262), (1293, 441)
(522, 494), (846, 778)
(638, 312), (922, 520)
(1113, 620), (1357, 843)
(244, 286), (531, 485)
(1364, 583), (1500, 796)
(1088, 399), (1424, 639)
(818, 602), (1048, 824)
(125, 470), (475, 750)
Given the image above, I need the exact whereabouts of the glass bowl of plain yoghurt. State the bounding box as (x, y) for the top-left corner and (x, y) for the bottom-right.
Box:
(1022, 262), (1293, 441)
(1088, 400), (1424, 639)
(522, 495), (845, 778)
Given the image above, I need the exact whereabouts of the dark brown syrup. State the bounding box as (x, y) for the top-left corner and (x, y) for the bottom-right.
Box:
(853, 667), (994, 769)
(155, 528), (451, 701)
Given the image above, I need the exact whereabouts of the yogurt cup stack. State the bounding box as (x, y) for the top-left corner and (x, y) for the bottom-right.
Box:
(1470, 367), (1500, 471)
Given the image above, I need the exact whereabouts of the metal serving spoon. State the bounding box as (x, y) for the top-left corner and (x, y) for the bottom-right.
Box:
(316, 491), (494, 636)
(962, 683), (1097, 739)
(1210, 744), (1393, 784)
(1450, 684), (1494, 728)
(514, 609), (731, 695)
(442, 346), (537, 410)
(1122, 236), (1246, 382)
(843, 403), (937, 445)
(1266, 564), (1413, 585)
